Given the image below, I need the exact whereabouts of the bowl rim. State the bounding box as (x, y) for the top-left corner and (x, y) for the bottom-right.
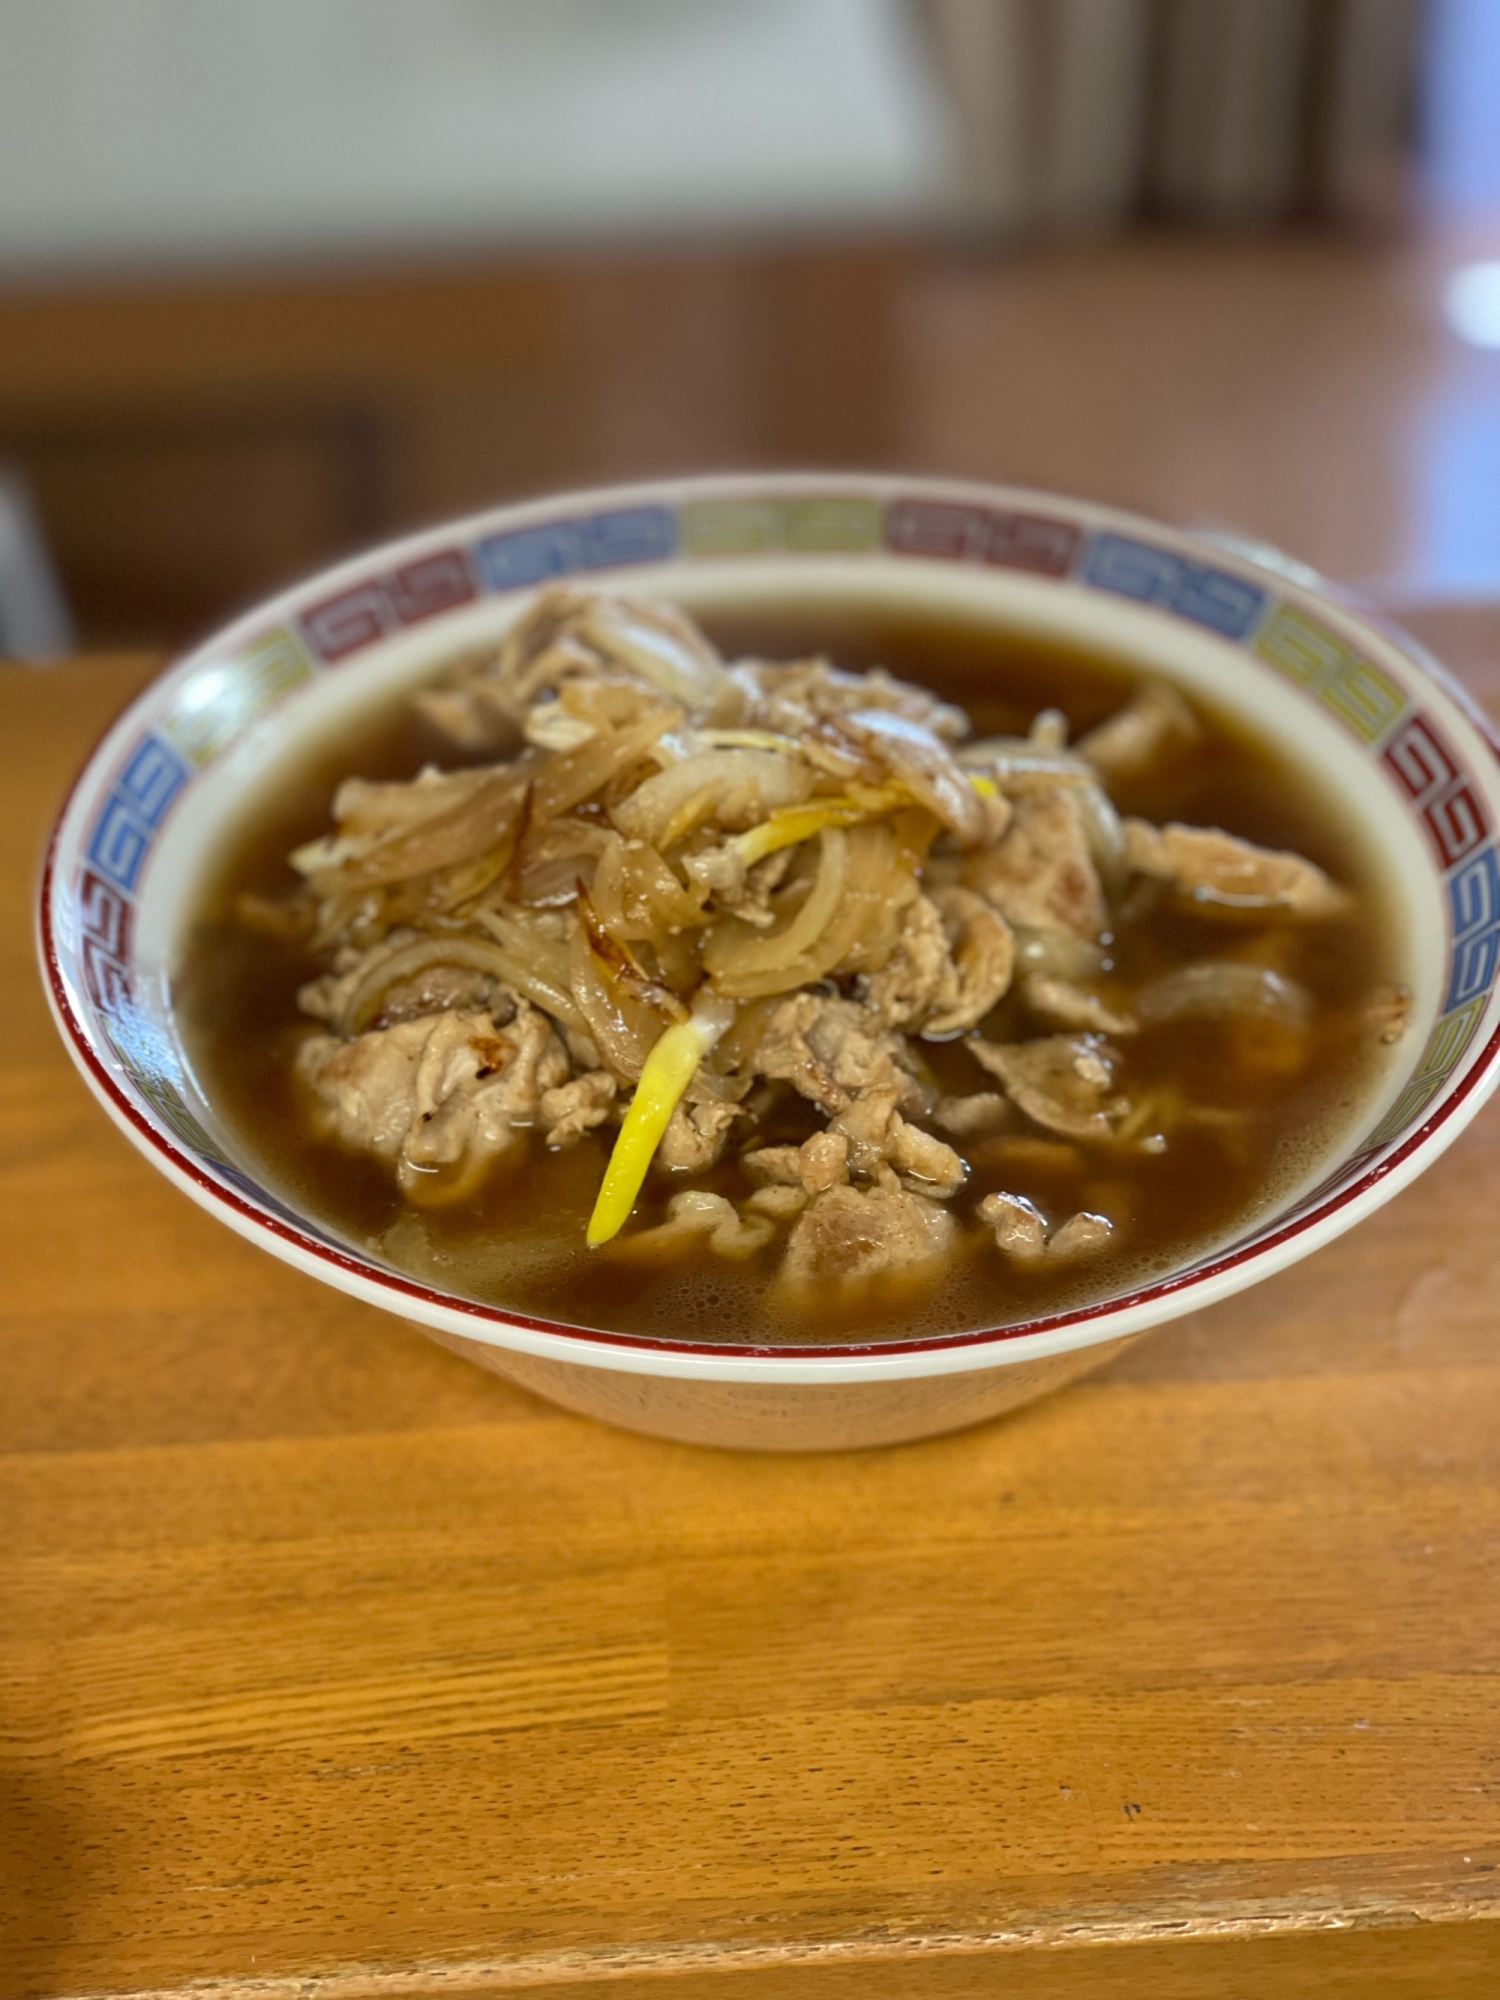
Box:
(37, 468), (1500, 1383)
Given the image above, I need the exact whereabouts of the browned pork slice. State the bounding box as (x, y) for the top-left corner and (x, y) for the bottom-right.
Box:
(858, 894), (952, 1029)
(1021, 974), (1137, 1036)
(862, 890), (1015, 1037)
(296, 1002), (568, 1194)
(828, 1087), (966, 1198)
(978, 1191), (1114, 1264)
(932, 1091), (1011, 1138)
(1123, 820), (1351, 919)
(781, 1180), (955, 1289)
(1077, 679), (1200, 783)
(608, 1190), (773, 1262)
(539, 1069), (617, 1149)
(658, 1097), (741, 1171)
(753, 993), (930, 1116)
(970, 1033), (1130, 1143)
(744, 1131), (850, 1195)
(964, 788), (1106, 940)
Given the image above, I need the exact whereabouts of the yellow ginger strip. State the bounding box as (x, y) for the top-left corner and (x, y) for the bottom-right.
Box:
(968, 772), (998, 797)
(732, 786), (904, 868)
(586, 995), (736, 1247)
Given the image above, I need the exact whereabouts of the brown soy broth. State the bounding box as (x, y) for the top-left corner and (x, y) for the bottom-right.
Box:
(180, 598), (1400, 1346)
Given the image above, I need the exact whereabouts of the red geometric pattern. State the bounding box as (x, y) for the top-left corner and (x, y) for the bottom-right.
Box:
(1379, 712), (1490, 867)
(302, 546), (477, 661)
(1425, 779), (1489, 866)
(886, 499), (1078, 577)
(1382, 713), (1458, 802)
(77, 868), (135, 1013)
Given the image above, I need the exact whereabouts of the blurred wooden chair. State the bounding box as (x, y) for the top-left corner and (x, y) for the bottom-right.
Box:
(0, 461), (74, 661)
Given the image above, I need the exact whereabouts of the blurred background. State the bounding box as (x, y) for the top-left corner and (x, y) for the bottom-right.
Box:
(0, 0), (1496, 658)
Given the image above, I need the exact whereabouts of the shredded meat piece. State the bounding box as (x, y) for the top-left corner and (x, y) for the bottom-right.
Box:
(1022, 975), (1137, 1036)
(744, 1131), (850, 1194)
(979, 1190), (1046, 1263)
(925, 887), (1015, 1036)
(539, 1070), (617, 1149)
(860, 895), (952, 1029)
(1123, 820), (1351, 919)
(753, 994), (930, 1116)
(1047, 1211), (1114, 1259)
(611, 1190), (772, 1262)
(970, 1033), (1130, 1143)
(742, 1146), (804, 1187)
(781, 1181), (955, 1289)
(933, 1091), (1011, 1138)
(799, 1129), (851, 1192)
(979, 1191), (1114, 1263)
(744, 1182), (809, 1221)
(297, 1003), (568, 1195)
(964, 788), (1106, 940)
(658, 1097), (740, 1171)
(1078, 679), (1200, 783)
(864, 889), (1015, 1038)
(827, 1087), (966, 1198)
(1134, 962), (1309, 1030)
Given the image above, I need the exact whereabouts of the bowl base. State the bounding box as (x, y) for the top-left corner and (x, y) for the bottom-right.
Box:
(414, 1324), (1142, 1451)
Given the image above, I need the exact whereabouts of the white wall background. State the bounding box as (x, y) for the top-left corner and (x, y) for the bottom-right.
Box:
(0, 0), (955, 274)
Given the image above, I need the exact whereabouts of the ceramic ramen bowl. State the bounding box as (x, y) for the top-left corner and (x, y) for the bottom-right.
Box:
(38, 473), (1500, 1452)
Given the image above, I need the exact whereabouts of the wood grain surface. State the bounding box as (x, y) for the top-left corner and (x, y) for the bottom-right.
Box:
(4, 632), (1500, 1998)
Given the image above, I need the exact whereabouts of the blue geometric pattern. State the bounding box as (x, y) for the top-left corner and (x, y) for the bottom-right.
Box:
(477, 505), (676, 593)
(1448, 924), (1500, 1010)
(476, 521), (584, 591)
(85, 733), (188, 890)
(1082, 533), (1268, 640)
(1447, 844), (1500, 1008)
(116, 734), (187, 826)
(578, 505), (676, 568)
(1449, 843), (1500, 937)
(86, 797), (153, 892)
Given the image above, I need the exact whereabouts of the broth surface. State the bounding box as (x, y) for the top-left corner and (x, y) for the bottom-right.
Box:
(179, 599), (1404, 1346)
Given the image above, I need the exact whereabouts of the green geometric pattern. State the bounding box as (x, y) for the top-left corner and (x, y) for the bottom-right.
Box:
(1367, 994), (1487, 1146)
(681, 496), (883, 558)
(161, 625), (315, 766)
(1254, 604), (1407, 744)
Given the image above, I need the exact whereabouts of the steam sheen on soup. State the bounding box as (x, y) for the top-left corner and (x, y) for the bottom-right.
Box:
(179, 589), (1408, 1346)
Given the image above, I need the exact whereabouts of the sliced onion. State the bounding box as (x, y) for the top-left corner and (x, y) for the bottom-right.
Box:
(703, 827), (849, 996)
(472, 907), (583, 1029)
(843, 709), (987, 847)
(336, 934), (523, 1034)
(530, 708), (679, 820)
(308, 770), (528, 890)
(611, 748), (815, 846)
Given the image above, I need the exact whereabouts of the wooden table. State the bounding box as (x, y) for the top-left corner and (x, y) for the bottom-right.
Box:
(5, 624), (1500, 2000)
